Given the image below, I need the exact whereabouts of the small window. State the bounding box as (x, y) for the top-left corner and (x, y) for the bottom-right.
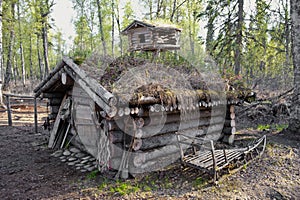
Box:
(139, 34), (146, 43)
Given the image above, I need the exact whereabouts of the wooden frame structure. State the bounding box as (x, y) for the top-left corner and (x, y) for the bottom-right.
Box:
(176, 133), (267, 183)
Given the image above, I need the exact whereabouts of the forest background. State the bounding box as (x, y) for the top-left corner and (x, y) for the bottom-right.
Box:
(0, 0), (293, 94)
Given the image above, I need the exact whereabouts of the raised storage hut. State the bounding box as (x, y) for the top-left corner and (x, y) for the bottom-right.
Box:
(122, 20), (181, 52)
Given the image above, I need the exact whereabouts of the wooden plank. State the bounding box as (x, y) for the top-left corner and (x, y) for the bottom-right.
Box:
(48, 94), (68, 148)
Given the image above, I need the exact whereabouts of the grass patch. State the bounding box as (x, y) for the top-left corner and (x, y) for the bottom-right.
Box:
(257, 124), (271, 131)
(86, 170), (99, 180)
(109, 180), (140, 196)
(193, 177), (206, 188)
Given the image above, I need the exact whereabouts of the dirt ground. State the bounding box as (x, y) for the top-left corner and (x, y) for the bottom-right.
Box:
(0, 106), (299, 199)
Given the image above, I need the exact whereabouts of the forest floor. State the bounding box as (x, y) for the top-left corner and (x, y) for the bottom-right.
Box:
(0, 94), (299, 199)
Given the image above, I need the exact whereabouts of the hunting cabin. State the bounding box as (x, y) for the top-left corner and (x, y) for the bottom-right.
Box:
(34, 20), (245, 178)
(122, 20), (181, 52)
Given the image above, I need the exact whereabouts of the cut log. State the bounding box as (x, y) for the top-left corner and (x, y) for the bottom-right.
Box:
(61, 72), (74, 85)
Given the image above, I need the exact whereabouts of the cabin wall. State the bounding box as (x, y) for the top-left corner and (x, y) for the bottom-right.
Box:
(107, 105), (226, 175)
(128, 27), (154, 51)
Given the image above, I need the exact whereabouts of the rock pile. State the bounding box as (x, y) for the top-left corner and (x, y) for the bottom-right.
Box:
(51, 147), (98, 173)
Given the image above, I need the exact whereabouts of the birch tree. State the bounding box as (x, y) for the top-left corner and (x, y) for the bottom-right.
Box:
(287, 0), (300, 132)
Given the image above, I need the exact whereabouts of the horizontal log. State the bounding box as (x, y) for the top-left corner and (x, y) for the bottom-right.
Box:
(129, 152), (180, 175)
(42, 93), (65, 98)
(34, 60), (65, 93)
(140, 118), (224, 138)
(133, 144), (180, 167)
(35, 70), (64, 97)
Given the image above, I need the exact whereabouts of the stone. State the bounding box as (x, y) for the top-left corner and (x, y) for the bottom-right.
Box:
(84, 164), (92, 169)
(51, 150), (63, 157)
(63, 150), (71, 156)
(76, 167), (81, 170)
(89, 157), (96, 162)
(75, 152), (86, 159)
(80, 169), (87, 173)
(61, 159), (67, 162)
(80, 159), (89, 164)
(68, 157), (77, 162)
(69, 147), (81, 153)
(82, 156), (92, 160)
(92, 161), (97, 165)
(67, 161), (77, 166)
(87, 166), (96, 172)
(75, 163), (84, 167)
(59, 156), (66, 160)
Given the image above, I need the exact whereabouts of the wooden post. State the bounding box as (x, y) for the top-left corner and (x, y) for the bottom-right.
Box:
(34, 97), (38, 133)
(6, 95), (12, 126)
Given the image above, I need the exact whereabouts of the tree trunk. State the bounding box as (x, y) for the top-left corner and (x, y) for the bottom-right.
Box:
(17, 2), (26, 87)
(111, 0), (115, 57)
(96, 0), (107, 56)
(234, 0), (244, 75)
(287, 0), (300, 133)
(42, 20), (50, 77)
(29, 34), (33, 79)
(0, 0), (3, 104)
(37, 34), (44, 80)
(3, 3), (16, 91)
(115, 3), (123, 56)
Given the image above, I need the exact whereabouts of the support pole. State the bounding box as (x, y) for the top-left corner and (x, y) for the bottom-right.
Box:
(6, 95), (12, 126)
(34, 97), (38, 133)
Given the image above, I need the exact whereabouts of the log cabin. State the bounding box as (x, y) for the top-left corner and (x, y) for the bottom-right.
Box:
(34, 21), (247, 178)
(122, 20), (181, 52)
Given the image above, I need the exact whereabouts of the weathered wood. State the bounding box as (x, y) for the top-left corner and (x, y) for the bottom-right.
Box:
(42, 93), (65, 98)
(61, 72), (74, 85)
(132, 144), (180, 167)
(63, 57), (117, 106)
(34, 97), (38, 133)
(35, 70), (63, 97)
(6, 96), (12, 126)
(129, 152), (180, 175)
(48, 94), (68, 148)
(34, 60), (65, 93)
(64, 67), (117, 118)
(140, 118), (224, 138)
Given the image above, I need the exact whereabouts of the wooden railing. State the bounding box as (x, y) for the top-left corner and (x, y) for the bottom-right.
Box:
(1, 93), (49, 132)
